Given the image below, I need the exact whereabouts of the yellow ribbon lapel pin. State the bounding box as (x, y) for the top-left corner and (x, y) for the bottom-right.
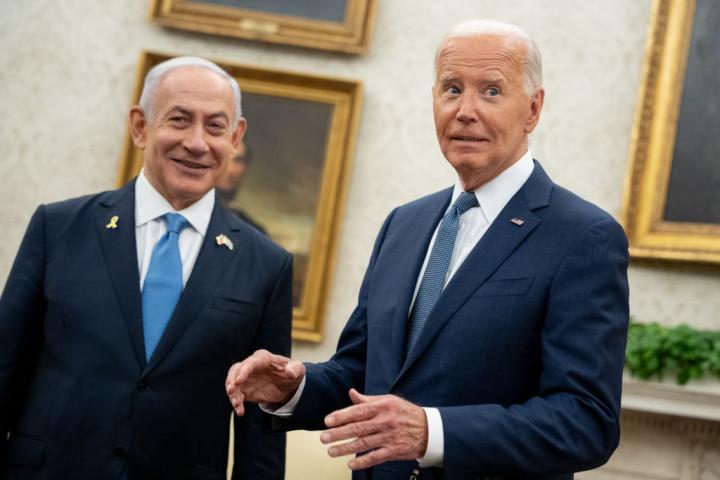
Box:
(105, 215), (119, 229)
(215, 234), (234, 251)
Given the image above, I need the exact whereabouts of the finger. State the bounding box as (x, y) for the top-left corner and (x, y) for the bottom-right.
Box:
(226, 363), (242, 394)
(226, 362), (241, 382)
(229, 391), (246, 416)
(326, 431), (390, 457)
(347, 446), (394, 470)
(320, 419), (383, 444)
(348, 388), (372, 405)
(325, 400), (378, 428)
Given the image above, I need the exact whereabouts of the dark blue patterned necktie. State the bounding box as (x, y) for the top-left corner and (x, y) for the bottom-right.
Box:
(406, 191), (478, 355)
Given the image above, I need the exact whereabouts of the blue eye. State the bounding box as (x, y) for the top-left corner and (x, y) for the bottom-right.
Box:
(487, 87), (500, 96)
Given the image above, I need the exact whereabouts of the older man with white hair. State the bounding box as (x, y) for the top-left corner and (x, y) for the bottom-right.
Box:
(226, 19), (630, 480)
(0, 56), (292, 479)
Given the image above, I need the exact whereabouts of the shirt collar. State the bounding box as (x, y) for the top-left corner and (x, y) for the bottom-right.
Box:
(451, 150), (535, 225)
(135, 169), (215, 236)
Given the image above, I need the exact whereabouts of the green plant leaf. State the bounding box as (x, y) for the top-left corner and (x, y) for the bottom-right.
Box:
(625, 320), (720, 385)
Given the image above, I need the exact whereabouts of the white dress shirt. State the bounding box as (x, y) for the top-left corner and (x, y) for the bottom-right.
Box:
(266, 151), (535, 468)
(135, 169), (215, 289)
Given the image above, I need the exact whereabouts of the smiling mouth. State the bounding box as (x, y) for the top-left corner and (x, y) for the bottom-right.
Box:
(451, 135), (487, 142)
(172, 158), (210, 170)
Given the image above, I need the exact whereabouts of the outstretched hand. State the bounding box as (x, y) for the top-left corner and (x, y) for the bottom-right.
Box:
(225, 349), (306, 416)
(320, 389), (428, 470)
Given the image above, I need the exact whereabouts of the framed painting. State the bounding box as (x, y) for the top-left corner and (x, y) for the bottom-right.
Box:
(148, 0), (377, 54)
(117, 51), (363, 341)
(623, 0), (720, 265)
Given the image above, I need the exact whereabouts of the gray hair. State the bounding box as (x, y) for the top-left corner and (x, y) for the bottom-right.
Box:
(138, 56), (243, 127)
(434, 19), (543, 95)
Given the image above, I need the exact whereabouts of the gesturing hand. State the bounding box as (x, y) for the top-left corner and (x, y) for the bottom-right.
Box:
(225, 349), (306, 416)
(320, 389), (428, 470)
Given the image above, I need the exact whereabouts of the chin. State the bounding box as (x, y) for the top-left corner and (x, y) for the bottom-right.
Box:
(447, 156), (493, 173)
(170, 181), (212, 200)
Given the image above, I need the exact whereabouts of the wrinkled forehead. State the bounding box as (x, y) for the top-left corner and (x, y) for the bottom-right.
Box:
(435, 34), (527, 78)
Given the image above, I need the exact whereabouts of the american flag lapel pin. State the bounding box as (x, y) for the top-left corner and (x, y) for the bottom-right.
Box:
(215, 234), (234, 251)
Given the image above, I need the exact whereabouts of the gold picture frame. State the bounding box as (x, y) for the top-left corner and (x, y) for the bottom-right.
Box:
(148, 0), (377, 54)
(622, 0), (720, 265)
(117, 51), (363, 341)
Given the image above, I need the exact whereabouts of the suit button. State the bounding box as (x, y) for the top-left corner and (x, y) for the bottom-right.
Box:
(112, 447), (127, 460)
(137, 381), (150, 392)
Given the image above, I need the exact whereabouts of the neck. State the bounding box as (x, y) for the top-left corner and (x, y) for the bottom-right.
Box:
(458, 148), (528, 191)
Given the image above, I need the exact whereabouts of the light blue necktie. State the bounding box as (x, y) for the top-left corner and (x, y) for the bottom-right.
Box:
(406, 191), (478, 356)
(142, 213), (189, 360)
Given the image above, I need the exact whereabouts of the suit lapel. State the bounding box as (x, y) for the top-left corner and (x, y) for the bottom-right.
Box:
(392, 161), (553, 386)
(388, 190), (451, 380)
(94, 182), (145, 367)
(144, 201), (239, 373)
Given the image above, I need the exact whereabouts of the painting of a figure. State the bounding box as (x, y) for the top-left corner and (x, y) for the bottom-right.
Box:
(217, 92), (332, 308)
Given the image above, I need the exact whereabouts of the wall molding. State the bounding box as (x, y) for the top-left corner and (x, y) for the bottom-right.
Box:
(622, 376), (720, 422)
(621, 409), (720, 442)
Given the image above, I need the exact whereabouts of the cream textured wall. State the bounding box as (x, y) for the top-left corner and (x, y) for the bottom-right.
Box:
(2, 1), (719, 479)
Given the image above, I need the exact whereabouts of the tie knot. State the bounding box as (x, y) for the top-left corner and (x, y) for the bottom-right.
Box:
(165, 213), (189, 234)
(453, 191), (478, 215)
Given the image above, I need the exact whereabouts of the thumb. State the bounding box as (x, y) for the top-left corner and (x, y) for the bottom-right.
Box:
(348, 388), (371, 404)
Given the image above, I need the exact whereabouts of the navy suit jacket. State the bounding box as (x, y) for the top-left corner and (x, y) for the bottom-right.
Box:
(284, 162), (629, 480)
(0, 181), (292, 479)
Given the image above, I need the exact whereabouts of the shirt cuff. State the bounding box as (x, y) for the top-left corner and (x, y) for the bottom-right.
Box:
(259, 375), (306, 417)
(418, 407), (444, 467)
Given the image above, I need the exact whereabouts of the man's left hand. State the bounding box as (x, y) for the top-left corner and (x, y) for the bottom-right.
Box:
(320, 388), (428, 470)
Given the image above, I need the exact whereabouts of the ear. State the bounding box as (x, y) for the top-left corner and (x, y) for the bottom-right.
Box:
(524, 88), (545, 134)
(129, 106), (149, 149)
(232, 117), (247, 150)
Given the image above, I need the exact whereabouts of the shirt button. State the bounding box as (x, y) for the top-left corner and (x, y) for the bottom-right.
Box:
(112, 447), (127, 460)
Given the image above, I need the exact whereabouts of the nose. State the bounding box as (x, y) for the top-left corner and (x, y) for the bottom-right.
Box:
(183, 125), (210, 156)
(455, 93), (479, 124)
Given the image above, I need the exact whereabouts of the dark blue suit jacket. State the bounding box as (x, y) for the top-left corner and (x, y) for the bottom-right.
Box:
(0, 181), (292, 479)
(286, 162), (629, 480)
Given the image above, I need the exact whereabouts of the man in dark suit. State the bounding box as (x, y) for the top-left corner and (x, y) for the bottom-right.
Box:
(0, 57), (291, 479)
(226, 19), (629, 480)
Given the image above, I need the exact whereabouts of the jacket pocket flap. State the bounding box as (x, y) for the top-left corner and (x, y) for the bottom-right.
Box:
(212, 296), (259, 314)
(472, 277), (534, 297)
(7, 434), (46, 468)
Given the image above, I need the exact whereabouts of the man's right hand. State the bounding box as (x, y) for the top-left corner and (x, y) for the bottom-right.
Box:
(225, 349), (306, 416)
